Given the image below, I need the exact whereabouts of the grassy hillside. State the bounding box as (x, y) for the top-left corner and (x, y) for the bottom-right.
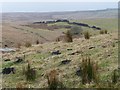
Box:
(2, 31), (119, 88)
(1, 9), (119, 88)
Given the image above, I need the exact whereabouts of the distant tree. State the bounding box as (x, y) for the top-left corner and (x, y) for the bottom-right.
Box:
(70, 26), (83, 36)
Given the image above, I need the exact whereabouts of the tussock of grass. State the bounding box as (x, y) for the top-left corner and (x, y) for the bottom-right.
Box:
(81, 56), (99, 84)
(112, 69), (120, 84)
(100, 30), (108, 34)
(25, 42), (32, 47)
(65, 30), (73, 42)
(46, 69), (65, 89)
(25, 63), (36, 81)
(84, 31), (90, 39)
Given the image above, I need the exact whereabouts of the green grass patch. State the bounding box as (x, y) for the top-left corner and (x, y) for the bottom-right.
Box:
(2, 62), (14, 68)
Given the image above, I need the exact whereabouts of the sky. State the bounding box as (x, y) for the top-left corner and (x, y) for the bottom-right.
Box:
(0, 0), (119, 2)
(1, 2), (118, 12)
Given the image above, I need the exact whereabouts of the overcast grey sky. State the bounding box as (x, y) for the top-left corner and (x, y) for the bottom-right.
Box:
(2, 2), (118, 12)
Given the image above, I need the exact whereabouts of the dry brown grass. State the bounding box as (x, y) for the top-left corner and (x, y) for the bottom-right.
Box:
(46, 69), (66, 89)
(46, 69), (59, 89)
(16, 82), (27, 90)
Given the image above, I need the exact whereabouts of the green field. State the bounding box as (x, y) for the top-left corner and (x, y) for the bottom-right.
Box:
(72, 18), (118, 32)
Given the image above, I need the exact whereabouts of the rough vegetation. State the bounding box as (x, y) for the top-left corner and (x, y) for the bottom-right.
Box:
(84, 31), (90, 39)
(2, 31), (119, 88)
(1, 9), (119, 89)
(65, 30), (73, 42)
(25, 42), (32, 47)
(25, 63), (36, 81)
(80, 57), (99, 84)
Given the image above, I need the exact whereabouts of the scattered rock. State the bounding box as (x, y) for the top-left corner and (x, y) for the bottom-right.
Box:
(102, 45), (107, 48)
(51, 50), (61, 55)
(107, 54), (111, 57)
(41, 73), (44, 76)
(14, 57), (23, 63)
(75, 51), (82, 54)
(68, 52), (75, 55)
(4, 59), (10, 61)
(67, 49), (72, 51)
(60, 59), (71, 65)
(68, 50), (81, 55)
(2, 67), (15, 74)
(36, 51), (41, 53)
(89, 46), (95, 49)
(76, 67), (82, 76)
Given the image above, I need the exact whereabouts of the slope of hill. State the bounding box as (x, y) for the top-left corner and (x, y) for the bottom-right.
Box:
(1, 8), (119, 89)
(2, 32), (119, 88)
(2, 9), (118, 47)
(2, 10), (118, 47)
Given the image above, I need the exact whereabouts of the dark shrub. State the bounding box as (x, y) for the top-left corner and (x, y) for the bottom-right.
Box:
(70, 26), (83, 36)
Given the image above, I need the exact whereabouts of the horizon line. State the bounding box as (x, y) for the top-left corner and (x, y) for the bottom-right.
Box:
(1, 8), (118, 13)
